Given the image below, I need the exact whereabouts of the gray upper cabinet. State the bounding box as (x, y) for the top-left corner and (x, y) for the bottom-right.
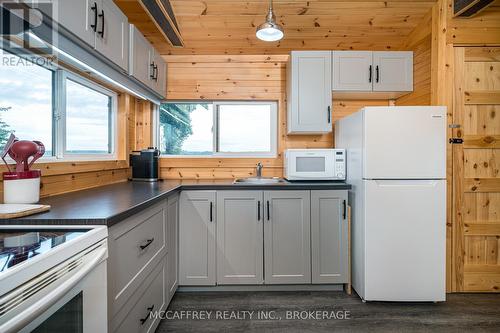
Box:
(50, 0), (129, 71)
(179, 191), (216, 286)
(129, 25), (154, 86)
(264, 190), (311, 284)
(287, 51), (332, 135)
(216, 191), (264, 285)
(129, 25), (166, 98)
(166, 194), (179, 303)
(52, 0), (96, 47)
(332, 51), (373, 91)
(95, 0), (129, 71)
(151, 50), (167, 97)
(332, 51), (413, 98)
(311, 190), (348, 284)
(373, 51), (413, 92)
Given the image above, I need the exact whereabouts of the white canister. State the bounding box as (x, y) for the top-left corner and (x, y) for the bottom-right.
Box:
(3, 170), (41, 204)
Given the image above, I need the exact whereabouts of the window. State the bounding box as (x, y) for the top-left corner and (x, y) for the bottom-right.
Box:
(0, 54), (53, 155)
(0, 53), (117, 160)
(65, 76), (113, 154)
(159, 101), (277, 157)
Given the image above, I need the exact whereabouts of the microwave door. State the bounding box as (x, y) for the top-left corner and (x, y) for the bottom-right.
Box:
(290, 153), (334, 179)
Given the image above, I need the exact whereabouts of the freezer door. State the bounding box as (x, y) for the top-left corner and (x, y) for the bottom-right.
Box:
(363, 107), (446, 179)
(364, 179), (446, 301)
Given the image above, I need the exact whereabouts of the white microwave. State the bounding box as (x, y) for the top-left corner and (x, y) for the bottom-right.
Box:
(284, 149), (346, 181)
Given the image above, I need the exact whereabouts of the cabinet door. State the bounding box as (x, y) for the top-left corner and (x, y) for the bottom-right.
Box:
(52, 0), (96, 47)
(153, 52), (167, 98)
(129, 25), (153, 86)
(288, 51), (332, 134)
(332, 51), (373, 91)
(166, 194), (179, 303)
(372, 51), (413, 92)
(264, 191), (311, 284)
(217, 191), (264, 285)
(179, 191), (216, 286)
(95, 0), (129, 71)
(311, 190), (348, 284)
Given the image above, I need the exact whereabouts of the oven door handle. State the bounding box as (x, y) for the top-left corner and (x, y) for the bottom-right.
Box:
(0, 247), (107, 333)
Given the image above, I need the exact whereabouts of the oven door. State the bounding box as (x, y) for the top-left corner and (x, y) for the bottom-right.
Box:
(287, 150), (335, 180)
(0, 242), (108, 333)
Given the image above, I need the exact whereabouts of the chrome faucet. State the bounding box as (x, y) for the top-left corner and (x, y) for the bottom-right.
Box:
(256, 162), (263, 178)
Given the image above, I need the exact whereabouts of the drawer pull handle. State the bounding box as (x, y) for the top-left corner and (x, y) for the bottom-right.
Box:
(343, 200), (346, 220)
(98, 10), (105, 38)
(257, 201), (261, 221)
(139, 304), (155, 325)
(266, 201), (270, 221)
(90, 2), (98, 32)
(209, 202), (213, 222)
(139, 238), (154, 250)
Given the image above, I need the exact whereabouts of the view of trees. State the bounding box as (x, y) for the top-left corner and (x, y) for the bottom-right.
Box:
(159, 103), (197, 155)
(0, 109), (12, 148)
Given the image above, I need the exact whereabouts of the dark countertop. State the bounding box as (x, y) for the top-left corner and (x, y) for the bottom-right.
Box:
(0, 179), (351, 226)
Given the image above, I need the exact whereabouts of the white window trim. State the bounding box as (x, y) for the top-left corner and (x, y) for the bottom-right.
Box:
(59, 71), (118, 160)
(157, 101), (278, 158)
(1, 51), (118, 163)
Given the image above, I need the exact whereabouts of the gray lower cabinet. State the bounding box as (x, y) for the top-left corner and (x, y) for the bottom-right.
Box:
(166, 194), (179, 302)
(179, 191), (216, 286)
(264, 190), (311, 284)
(108, 195), (180, 332)
(107, 200), (167, 332)
(179, 189), (347, 287)
(311, 190), (349, 284)
(216, 191), (264, 285)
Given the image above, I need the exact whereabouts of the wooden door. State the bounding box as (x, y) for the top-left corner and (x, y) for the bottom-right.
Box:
(453, 47), (500, 292)
(372, 51), (413, 92)
(287, 51), (332, 134)
(332, 51), (373, 91)
(95, 0), (129, 71)
(216, 191), (264, 285)
(264, 190), (311, 284)
(179, 191), (216, 286)
(311, 190), (349, 284)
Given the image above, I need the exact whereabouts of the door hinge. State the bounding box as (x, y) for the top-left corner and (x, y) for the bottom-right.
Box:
(449, 138), (463, 144)
(448, 124), (461, 129)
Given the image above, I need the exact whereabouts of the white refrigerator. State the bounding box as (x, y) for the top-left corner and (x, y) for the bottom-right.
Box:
(336, 106), (446, 302)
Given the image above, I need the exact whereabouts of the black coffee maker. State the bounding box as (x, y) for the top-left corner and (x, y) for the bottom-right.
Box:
(130, 147), (160, 181)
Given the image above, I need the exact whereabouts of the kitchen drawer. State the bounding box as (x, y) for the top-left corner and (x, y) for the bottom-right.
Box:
(108, 201), (167, 315)
(112, 257), (167, 333)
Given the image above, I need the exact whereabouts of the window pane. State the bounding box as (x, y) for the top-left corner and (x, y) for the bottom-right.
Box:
(218, 104), (272, 153)
(159, 103), (213, 155)
(66, 79), (111, 154)
(0, 54), (53, 155)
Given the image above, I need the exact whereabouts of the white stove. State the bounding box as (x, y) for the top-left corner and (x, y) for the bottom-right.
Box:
(0, 225), (108, 333)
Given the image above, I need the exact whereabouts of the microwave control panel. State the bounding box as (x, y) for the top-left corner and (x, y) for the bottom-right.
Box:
(334, 149), (346, 179)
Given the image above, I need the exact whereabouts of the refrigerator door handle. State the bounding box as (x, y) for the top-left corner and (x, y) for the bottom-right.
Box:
(373, 180), (440, 187)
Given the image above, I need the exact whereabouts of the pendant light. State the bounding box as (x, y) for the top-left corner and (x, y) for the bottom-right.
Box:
(256, 0), (284, 42)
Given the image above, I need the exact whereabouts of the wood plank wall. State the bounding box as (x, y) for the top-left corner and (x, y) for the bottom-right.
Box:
(397, 10), (432, 106)
(162, 55), (388, 179)
(0, 93), (141, 200)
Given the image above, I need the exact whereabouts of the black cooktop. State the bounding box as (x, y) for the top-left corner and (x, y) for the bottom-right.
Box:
(0, 230), (87, 272)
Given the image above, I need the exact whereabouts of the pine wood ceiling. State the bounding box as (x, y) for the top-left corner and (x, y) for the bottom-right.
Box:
(115, 0), (437, 55)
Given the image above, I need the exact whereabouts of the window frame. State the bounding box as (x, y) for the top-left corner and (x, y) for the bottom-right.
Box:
(0, 53), (118, 162)
(57, 71), (117, 160)
(155, 100), (278, 158)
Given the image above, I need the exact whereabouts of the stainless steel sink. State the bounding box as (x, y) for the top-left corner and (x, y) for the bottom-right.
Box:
(233, 177), (286, 184)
